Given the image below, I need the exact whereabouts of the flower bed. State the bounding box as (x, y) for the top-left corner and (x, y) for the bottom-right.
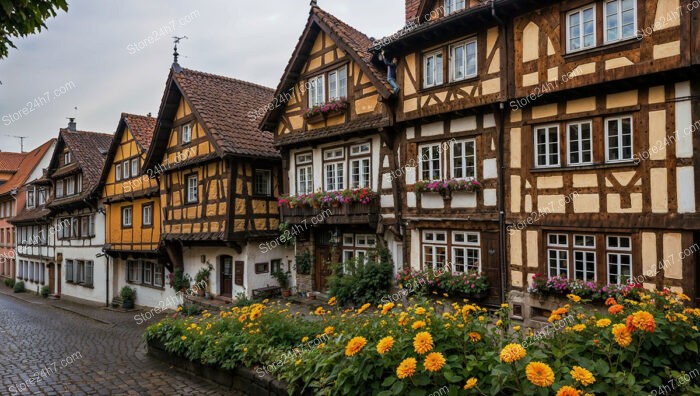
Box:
(396, 268), (489, 299)
(528, 273), (646, 303)
(304, 98), (348, 119)
(145, 291), (700, 395)
(278, 187), (378, 208)
(415, 178), (482, 195)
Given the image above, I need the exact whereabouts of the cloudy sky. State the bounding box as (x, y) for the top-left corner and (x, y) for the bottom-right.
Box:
(0, 0), (404, 153)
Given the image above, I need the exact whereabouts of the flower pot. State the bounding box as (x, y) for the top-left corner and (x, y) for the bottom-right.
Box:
(306, 113), (324, 124)
(122, 299), (135, 310)
(197, 288), (205, 297)
(282, 289), (291, 297)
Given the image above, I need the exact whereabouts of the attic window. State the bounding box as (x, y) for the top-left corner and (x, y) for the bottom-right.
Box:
(64, 152), (72, 165)
(445, 0), (465, 15)
(308, 75), (325, 107)
(182, 124), (193, 144)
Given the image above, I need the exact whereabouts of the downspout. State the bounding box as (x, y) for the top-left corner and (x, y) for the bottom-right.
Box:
(491, 0), (509, 304)
(105, 256), (110, 307)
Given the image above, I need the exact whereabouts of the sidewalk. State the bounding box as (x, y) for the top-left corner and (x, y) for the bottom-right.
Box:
(0, 284), (166, 325)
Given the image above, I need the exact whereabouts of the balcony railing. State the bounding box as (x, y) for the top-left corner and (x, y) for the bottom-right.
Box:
(280, 201), (380, 226)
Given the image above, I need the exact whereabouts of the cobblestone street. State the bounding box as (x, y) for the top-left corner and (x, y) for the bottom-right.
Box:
(0, 290), (232, 395)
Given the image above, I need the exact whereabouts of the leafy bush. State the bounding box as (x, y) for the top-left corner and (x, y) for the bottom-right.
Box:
(295, 250), (311, 275)
(40, 286), (50, 298)
(529, 273), (645, 302)
(13, 281), (25, 293)
(329, 248), (393, 305)
(4, 278), (15, 288)
(168, 269), (191, 291)
(120, 286), (136, 301)
(146, 290), (700, 395)
(177, 303), (204, 317)
(396, 268), (489, 298)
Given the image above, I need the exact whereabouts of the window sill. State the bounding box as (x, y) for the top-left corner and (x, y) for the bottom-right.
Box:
(562, 38), (640, 61)
(127, 281), (165, 291)
(530, 161), (638, 173)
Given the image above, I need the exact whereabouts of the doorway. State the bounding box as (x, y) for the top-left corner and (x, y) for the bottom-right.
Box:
(48, 263), (55, 294)
(219, 256), (233, 297)
(315, 247), (332, 292)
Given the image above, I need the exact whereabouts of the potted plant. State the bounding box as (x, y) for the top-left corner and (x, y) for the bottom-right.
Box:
(194, 263), (213, 297)
(120, 286), (136, 309)
(272, 270), (291, 297)
(40, 286), (50, 298)
(168, 269), (191, 292)
(296, 250), (312, 275)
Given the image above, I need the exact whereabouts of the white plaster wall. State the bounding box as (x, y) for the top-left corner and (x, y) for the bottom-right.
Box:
(112, 257), (178, 309)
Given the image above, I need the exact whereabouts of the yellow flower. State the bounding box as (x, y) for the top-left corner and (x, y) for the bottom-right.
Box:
(412, 320), (426, 329)
(328, 296), (336, 306)
(314, 306), (326, 316)
(612, 324), (632, 347)
(500, 343), (526, 363)
(317, 343), (326, 349)
(176, 306), (183, 312)
(345, 336), (367, 357)
(398, 312), (409, 326)
(464, 377), (478, 390)
(496, 320), (503, 327)
(301, 336), (309, 343)
(596, 318), (612, 328)
(526, 361), (555, 387)
(376, 336), (395, 354)
(381, 302), (395, 315)
(567, 294), (582, 303)
(513, 325), (521, 331)
(180, 335), (187, 341)
(478, 316), (485, 322)
(324, 326), (335, 336)
(572, 324), (586, 332)
(295, 359), (302, 366)
(357, 303), (371, 314)
(570, 366), (596, 386)
(423, 352), (446, 372)
(414, 307), (427, 315)
(556, 386), (581, 396)
(413, 331), (434, 354)
(396, 357), (417, 379)
(468, 332), (481, 343)
(630, 310), (656, 333)
(501, 303), (509, 308)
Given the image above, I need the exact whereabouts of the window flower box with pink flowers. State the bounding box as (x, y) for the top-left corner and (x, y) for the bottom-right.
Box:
(304, 98), (348, 122)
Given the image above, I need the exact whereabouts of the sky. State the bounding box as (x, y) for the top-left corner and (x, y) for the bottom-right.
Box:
(0, 0), (405, 153)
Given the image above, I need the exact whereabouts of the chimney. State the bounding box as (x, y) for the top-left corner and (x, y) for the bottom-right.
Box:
(406, 0), (421, 23)
(67, 117), (77, 132)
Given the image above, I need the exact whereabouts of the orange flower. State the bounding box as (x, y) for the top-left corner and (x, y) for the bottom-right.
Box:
(608, 304), (624, 315)
(423, 352), (446, 372)
(344, 336), (367, 357)
(381, 302), (395, 315)
(413, 332), (434, 354)
(500, 343), (526, 363)
(556, 386), (581, 396)
(376, 336), (394, 355)
(570, 366), (596, 386)
(396, 357), (417, 379)
(412, 320), (427, 329)
(526, 361), (555, 387)
(468, 332), (481, 343)
(612, 324), (632, 347)
(605, 297), (617, 306)
(629, 311), (656, 333)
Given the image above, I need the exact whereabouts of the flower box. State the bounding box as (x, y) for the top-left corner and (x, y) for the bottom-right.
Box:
(304, 98), (348, 121)
(415, 178), (483, 197)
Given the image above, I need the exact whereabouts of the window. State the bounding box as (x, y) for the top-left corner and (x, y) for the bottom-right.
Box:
(154, 264), (164, 287)
(186, 174), (198, 203)
(606, 116), (633, 162)
(88, 214), (95, 237)
(349, 144), (370, 189)
(115, 164), (121, 181)
(567, 121), (593, 165)
(122, 160), (130, 180)
(26, 188), (36, 208)
(328, 65), (348, 100)
(604, 0), (637, 43)
(131, 158), (139, 177)
(547, 234), (569, 278)
(271, 259), (283, 274)
(255, 262), (269, 274)
(38, 188), (47, 205)
(450, 40), (477, 81)
(607, 236), (632, 284)
(324, 148), (345, 191)
(451, 139), (476, 179)
(64, 151), (71, 165)
(423, 51), (443, 88)
(452, 232), (480, 273)
(350, 143), (370, 156)
(423, 231), (447, 271)
(71, 218), (79, 238)
(85, 261), (93, 286)
(574, 235), (596, 281)
(419, 144), (442, 181)
(127, 260), (141, 283)
(143, 262), (153, 285)
(296, 153), (313, 195)
(445, 0), (465, 15)
(535, 125), (560, 167)
(122, 206), (133, 228)
(142, 204), (153, 227)
(341, 233), (377, 272)
(66, 176), (75, 196)
(308, 75), (325, 107)
(254, 169), (272, 196)
(77, 174), (82, 193)
(182, 124), (192, 144)
(80, 216), (89, 236)
(567, 5), (596, 52)
(65, 259), (74, 282)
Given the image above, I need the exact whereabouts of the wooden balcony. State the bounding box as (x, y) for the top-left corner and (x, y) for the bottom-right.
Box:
(280, 201), (380, 226)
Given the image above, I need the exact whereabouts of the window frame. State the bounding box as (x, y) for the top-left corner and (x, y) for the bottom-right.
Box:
(567, 120), (594, 166)
(547, 234), (570, 278)
(115, 164), (121, 182)
(26, 187), (36, 209)
(422, 230), (448, 272)
(566, 4), (597, 53)
(253, 169), (273, 197)
(449, 39), (478, 82)
(573, 235), (597, 282)
(605, 115), (634, 163)
(295, 152), (314, 195)
(308, 74), (326, 108)
(327, 65), (348, 101)
(534, 124), (561, 168)
(131, 158), (139, 177)
(450, 139), (477, 180)
(142, 203), (154, 227)
(121, 206), (133, 228)
(186, 174), (199, 204)
(418, 143), (443, 181)
(444, 0), (466, 15)
(423, 50), (444, 88)
(323, 148), (345, 192)
(604, 0), (638, 44)
(182, 124), (193, 144)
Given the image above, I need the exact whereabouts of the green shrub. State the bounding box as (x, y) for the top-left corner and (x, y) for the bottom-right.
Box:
(120, 286), (136, 301)
(13, 281), (25, 293)
(4, 278), (15, 288)
(329, 247), (393, 305)
(40, 286), (50, 298)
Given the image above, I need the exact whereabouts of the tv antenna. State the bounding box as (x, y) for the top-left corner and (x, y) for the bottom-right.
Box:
(173, 36), (188, 64)
(4, 134), (28, 152)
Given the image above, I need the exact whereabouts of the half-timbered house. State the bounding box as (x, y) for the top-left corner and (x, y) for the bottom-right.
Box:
(1, 140), (56, 287)
(44, 120), (113, 304)
(0, 152), (28, 281)
(144, 65), (293, 300)
(100, 113), (170, 308)
(260, 5), (405, 294)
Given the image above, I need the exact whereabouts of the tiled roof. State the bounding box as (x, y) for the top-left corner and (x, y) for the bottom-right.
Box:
(0, 139), (55, 196)
(406, 0), (421, 22)
(9, 207), (51, 224)
(173, 68), (280, 159)
(0, 152), (26, 172)
(276, 115), (390, 146)
(124, 113), (157, 151)
(59, 129), (113, 189)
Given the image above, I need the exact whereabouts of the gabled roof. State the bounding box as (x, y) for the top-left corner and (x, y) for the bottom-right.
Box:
(0, 152), (26, 173)
(97, 113), (156, 196)
(47, 129), (113, 207)
(0, 139), (56, 196)
(260, 6), (392, 132)
(144, 67), (280, 169)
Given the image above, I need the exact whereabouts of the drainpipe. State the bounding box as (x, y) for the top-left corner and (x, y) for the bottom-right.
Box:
(105, 256), (110, 307)
(491, 0), (509, 304)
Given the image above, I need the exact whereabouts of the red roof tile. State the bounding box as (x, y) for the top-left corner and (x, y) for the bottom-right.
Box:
(0, 152), (26, 173)
(0, 139), (55, 196)
(124, 113), (157, 151)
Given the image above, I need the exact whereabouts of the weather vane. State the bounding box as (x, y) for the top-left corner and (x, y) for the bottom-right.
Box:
(173, 36), (188, 65)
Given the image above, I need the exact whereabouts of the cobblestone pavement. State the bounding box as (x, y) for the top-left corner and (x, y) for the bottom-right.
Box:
(0, 290), (233, 395)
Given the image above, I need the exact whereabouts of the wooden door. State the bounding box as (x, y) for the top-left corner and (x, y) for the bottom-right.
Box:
(315, 247), (332, 292)
(48, 264), (55, 295)
(220, 256), (233, 297)
(57, 264), (61, 295)
(482, 231), (502, 304)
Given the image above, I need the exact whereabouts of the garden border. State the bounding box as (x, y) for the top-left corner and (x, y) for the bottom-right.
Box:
(146, 338), (290, 395)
